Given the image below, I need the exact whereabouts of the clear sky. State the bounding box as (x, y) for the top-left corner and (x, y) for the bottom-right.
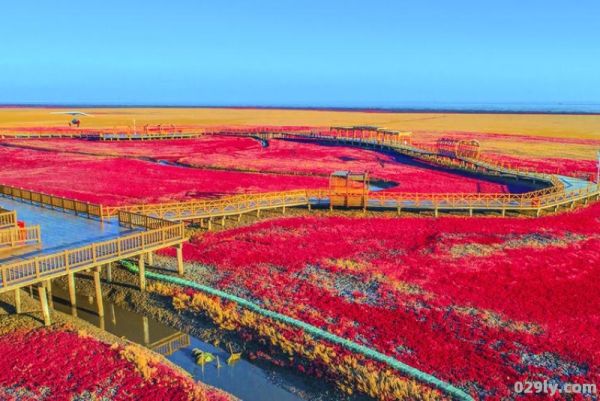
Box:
(1, 0), (599, 107)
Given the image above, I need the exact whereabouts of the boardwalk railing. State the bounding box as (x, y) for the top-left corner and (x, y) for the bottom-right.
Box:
(104, 190), (312, 219)
(100, 180), (600, 222)
(118, 210), (180, 229)
(0, 225), (41, 249)
(0, 217), (184, 292)
(0, 211), (17, 228)
(0, 184), (104, 219)
(366, 183), (600, 211)
(98, 131), (203, 141)
(150, 332), (191, 356)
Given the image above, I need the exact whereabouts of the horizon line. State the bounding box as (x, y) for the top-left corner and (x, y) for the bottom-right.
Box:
(1, 102), (600, 116)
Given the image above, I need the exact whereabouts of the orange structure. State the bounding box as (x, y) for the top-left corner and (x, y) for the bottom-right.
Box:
(329, 171), (369, 208)
(436, 138), (481, 159)
(329, 126), (412, 145)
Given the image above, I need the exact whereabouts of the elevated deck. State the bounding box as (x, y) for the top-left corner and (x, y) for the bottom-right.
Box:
(0, 195), (185, 293)
(0, 197), (137, 264)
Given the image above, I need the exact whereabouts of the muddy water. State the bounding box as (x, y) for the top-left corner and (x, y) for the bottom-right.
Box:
(48, 285), (361, 401)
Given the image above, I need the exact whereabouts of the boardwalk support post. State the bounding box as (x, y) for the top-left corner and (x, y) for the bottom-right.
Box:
(14, 289), (21, 314)
(138, 255), (146, 291)
(45, 280), (54, 309)
(105, 263), (112, 283)
(147, 252), (154, 266)
(67, 273), (76, 308)
(38, 286), (51, 327)
(176, 244), (184, 276)
(143, 316), (150, 345)
(93, 267), (104, 317)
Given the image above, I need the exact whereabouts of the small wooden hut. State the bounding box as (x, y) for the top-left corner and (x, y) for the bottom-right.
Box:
(329, 171), (369, 208)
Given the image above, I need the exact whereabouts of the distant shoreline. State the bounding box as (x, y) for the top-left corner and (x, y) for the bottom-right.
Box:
(1, 104), (599, 116)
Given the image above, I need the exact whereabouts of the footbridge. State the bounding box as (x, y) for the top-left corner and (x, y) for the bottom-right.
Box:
(97, 127), (599, 222)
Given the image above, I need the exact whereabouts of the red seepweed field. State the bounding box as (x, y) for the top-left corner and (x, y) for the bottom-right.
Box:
(0, 327), (232, 401)
(0, 136), (517, 203)
(160, 204), (600, 400)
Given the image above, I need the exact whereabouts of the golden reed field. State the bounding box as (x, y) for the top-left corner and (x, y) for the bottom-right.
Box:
(0, 107), (598, 160)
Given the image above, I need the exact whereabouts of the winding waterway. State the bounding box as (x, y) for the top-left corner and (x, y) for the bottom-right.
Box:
(47, 284), (366, 401)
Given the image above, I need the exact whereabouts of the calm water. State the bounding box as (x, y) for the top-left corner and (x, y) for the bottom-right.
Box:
(48, 285), (359, 401)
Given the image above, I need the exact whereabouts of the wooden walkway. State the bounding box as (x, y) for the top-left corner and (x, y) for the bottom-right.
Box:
(0, 211), (184, 293)
(98, 130), (599, 221)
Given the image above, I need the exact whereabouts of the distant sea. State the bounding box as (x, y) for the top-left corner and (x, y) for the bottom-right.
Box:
(2, 102), (600, 115)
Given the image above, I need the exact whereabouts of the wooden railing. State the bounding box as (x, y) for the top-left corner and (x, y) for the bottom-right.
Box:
(150, 332), (191, 356)
(117, 210), (179, 229)
(101, 181), (600, 221)
(366, 182), (600, 210)
(0, 225), (41, 249)
(104, 189), (312, 219)
(0, 211), (17, 228)
(0, 220), (184, 291)
(98, 131), (203, 141)
(0, 184), (104, 219)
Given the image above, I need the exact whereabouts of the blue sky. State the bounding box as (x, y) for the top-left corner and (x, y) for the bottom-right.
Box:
(0, 1), (598, 107)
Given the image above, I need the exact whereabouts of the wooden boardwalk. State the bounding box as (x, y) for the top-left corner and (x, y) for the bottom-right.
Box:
(0, 211), (184, 293)
(97, 129), (599, 221)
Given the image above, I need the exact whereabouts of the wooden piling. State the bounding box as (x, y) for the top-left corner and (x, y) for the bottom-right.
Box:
(138, 255), (146, 291)
(67, 273), (76, 308)
(105, 263), (112, 283)
(38, 286), (51, 327)
(14, 289), (21, 314)
(93, 267), (104, 317)
(176, 244), (184, 276)
(147, 252), (154, 266)
(143, 316), (150, 345)
(45, 280), (54, 309)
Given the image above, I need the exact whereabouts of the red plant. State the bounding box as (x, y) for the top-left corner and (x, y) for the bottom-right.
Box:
(0, 145), (327, 205)
(2, 137), (515, 194)
(0, 327), (232, 401)
(160, 203), (600, 400)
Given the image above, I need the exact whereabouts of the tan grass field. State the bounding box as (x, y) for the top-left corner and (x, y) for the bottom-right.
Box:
(0, 107), (598, 137)
(0, 107), (598, 160)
